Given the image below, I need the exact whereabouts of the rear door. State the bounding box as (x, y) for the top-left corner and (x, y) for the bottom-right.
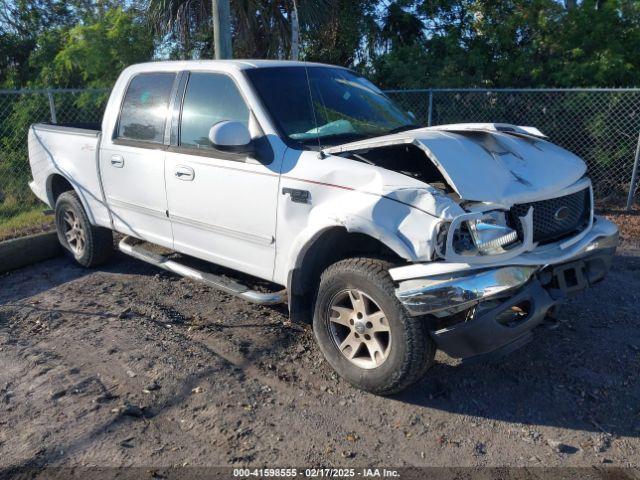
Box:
(164, 71), (281, 280)
(99, 72), (177, 248)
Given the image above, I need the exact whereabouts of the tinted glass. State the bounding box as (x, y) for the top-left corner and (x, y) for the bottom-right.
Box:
(245, 67), (417, 147)
(180, 73), (250, 148)
(117, 73), (176, 143)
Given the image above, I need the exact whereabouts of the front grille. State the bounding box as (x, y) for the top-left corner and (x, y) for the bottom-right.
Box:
(508, 187), (591, 244)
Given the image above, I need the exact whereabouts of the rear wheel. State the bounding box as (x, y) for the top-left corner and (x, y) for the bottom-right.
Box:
(55, 191), (113, 267)
(313, 257), (435, 395)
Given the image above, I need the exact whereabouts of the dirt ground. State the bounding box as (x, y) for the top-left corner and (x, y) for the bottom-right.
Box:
(0, 213), (639, 473)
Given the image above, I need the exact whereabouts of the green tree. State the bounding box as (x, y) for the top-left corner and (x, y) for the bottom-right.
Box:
(367, 0), (640, 89)
(0, 0), (76, 87)
(0, 3), (154, 224)
(545, 0), (640, 87)
(51, 7), (154, 87)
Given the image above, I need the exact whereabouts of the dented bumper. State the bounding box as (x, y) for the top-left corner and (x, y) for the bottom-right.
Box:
(392, 217), (618, 360)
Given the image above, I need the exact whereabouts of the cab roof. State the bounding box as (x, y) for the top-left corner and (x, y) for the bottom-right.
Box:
(125, 59), (341, 74)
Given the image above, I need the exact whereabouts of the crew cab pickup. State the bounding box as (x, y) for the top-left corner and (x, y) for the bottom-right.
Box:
(28, 60), (619, 395)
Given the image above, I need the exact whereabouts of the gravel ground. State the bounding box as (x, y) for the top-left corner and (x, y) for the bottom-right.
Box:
(0, 215), (639, 472)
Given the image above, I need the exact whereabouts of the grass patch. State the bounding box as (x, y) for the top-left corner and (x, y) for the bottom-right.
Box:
(0, 206), (53, 241)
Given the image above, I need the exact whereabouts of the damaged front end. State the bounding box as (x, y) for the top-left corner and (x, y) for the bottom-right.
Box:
(324, 123), (619, 361)
(392, 216), (618, 361)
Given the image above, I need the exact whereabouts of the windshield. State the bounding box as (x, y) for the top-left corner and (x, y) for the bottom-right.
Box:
(245, 66), (419, 148)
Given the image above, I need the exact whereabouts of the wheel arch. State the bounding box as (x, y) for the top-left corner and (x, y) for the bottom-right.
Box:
(287, 226), (407, 324)
(47, 173), (75, 207)
(46, 173), (97, 224)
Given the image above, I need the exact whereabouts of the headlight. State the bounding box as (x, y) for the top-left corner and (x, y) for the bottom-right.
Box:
(467, 211), (519, 254)
(449, 211), (519, 256)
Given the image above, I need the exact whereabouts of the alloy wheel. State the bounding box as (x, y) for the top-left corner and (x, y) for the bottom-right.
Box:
(61, 209), (86, 256)
(327, 289), (392, 369)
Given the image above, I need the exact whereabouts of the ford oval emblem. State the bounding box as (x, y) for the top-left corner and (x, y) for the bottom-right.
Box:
(554, 206), (570, 221)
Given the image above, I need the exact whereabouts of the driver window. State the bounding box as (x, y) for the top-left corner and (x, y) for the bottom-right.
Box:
(180, 72), (250, 149)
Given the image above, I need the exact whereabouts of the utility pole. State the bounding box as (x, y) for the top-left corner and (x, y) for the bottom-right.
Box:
(212, 0), (232, 59)
(290, 0), (300, 60)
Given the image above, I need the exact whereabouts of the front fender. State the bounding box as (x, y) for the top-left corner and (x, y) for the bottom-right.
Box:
(283, 193), (442, 282)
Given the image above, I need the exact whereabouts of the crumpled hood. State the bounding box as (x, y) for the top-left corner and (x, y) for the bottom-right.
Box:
(322, 124), (587, 206)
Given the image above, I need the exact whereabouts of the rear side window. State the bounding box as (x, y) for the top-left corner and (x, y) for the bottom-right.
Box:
(117, 72), (176, 143)
(180, 72), (249, 149)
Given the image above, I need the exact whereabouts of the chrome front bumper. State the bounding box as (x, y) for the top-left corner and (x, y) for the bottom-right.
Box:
(396, 266), (538, 317)
(393, 217), (619, 360)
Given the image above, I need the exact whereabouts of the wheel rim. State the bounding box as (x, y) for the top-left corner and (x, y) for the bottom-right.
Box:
(327, 289), (392, 369)
(61, 209), (86, 256)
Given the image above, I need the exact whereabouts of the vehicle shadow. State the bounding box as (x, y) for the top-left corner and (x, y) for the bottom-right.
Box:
(395, 253), (640, 439)
(0, 251), (161, 305)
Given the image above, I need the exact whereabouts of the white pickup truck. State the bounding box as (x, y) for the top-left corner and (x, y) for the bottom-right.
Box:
(28, 60), (618, 395)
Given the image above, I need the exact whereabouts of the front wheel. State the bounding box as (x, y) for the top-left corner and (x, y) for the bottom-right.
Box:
(313, 258), (435, 395)
(55, 191), (113, 268)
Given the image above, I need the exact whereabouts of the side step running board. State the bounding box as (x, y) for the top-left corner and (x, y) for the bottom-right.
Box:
(118, 236), (287, 305)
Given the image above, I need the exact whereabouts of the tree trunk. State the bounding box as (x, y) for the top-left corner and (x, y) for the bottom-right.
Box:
(212, 0), (232, 59)
(290, 0), (300, 61)
(564, 0), (577, 9)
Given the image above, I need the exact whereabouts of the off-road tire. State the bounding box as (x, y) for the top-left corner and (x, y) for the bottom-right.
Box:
(55, 191), (113, 268)
(313, 257), (435, 395)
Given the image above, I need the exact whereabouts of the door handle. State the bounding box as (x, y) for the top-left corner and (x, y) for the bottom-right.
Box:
(174, 165), (195, 181)
(110, 155), (124, 168)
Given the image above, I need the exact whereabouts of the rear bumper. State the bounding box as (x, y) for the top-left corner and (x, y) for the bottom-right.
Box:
(393, 217), (618, 360)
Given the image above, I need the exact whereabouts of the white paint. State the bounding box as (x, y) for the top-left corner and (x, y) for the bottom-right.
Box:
(322, 125), (587, 205)
(28, 126), (110, 227)
(208, 121), (252, 148)
(27, 60), (608, 292)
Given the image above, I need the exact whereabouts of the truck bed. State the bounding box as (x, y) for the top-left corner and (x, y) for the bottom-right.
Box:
(28, 123), (111, 228)
(46, 121), (102, 131)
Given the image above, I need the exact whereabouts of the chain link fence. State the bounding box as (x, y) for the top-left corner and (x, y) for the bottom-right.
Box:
(0, 87), (639, 239)
(0, 88), (109, 238)
(388, 88), (640, 209)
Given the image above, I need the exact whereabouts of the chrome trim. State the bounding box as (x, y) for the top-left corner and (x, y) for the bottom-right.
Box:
(107, 197), (167, 219)
(396, 266), (537, 317)
(168, 213), (275, 246)
(582, 230), (619, 252)
(395, 219), (618, 317)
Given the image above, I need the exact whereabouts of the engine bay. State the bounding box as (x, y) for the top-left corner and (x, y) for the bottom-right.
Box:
(345, 143), (455, 194)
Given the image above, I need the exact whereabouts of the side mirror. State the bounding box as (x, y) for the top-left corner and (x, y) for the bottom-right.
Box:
(208, 121), (254, 154)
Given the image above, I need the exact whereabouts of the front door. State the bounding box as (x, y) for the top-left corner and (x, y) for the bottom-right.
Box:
(164, 71), (281, 280)
(100, 72), (176, 248)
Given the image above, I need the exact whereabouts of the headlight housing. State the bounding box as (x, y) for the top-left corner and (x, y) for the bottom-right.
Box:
(439, 211), (520, 258)
(466, 211), (519, 254)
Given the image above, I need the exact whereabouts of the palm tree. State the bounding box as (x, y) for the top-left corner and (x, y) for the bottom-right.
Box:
(146, 0), (329, 60)
(146, 0), (204, 57)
